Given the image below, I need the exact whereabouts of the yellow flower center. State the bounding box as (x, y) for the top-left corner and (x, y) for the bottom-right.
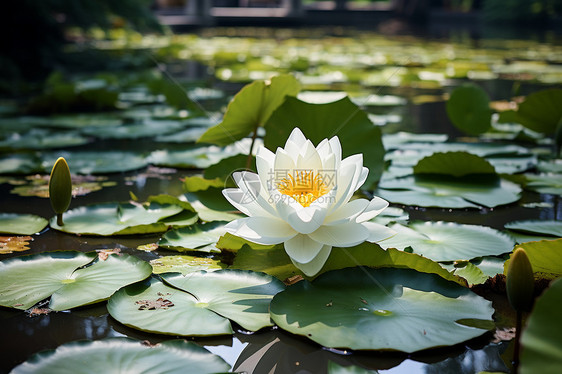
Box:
(277, 171), (329, 207)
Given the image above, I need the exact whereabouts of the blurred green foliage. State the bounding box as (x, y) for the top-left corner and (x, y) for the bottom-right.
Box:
(483, 0), (562, 24)
(0, 0), (161, 92)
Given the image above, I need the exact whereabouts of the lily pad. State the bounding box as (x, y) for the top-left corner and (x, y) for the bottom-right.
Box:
(520, 277), (562, 374)
(199, 74), (300, 146)
(0, 236), (33, 254)
(503, 239), (562, 280)
(264, 96), (385, 187)
(413, 151), (496, 177)
(9, 174), (115, 198)
(504, 220), (562, 238)
(50, 200), (196, 236)
(150, 255), (226, 274)
(0, 251), (152, 311)
(0, 153), (42, 175)
(446, 84), (492, 135)
(0, 128), (89, 150)
(42, 151), (148, 174)
(270, 267), (494, 352)
(10, 338), (230, 374)
(81, 119), (187, 139)
(377, 175), (521, 208)
(108, 269), (285, 335)
(0, 213), (48, 235)
(158, 221), (228, 253)
(515, 88), (562, 134)
(182, 189), (243, 222)
(378, 222), (515, 262)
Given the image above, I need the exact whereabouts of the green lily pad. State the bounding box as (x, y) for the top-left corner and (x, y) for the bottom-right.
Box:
(505, 220), (562, 238)
(264, 96), (385, 187)
(504, 239), (562, 280)
(0, 153), (42, 174)
(382, 132), (448, 150)
(377, 175), (521, 208)
(328, 362), (379, 374)
(183, 189), (243, 222)
(9, 174), (116, 198)
(378, 222), (515, 262)
(81, 119), (187, 139)
(155, 126), (207, 143)
(150, 255), (226, 274)
(50, 200), (196, 236)
(520, 277), (562, 374)
(108, 269), (285, 335)
(515, 88), (562, 134)
(158, 221), (228, 253)
(199, 74), (300, 146)
(0, 251), (152, 311)
(270, 267), (494, 352)
(446, 84), (492, 135)
(518, 174), (562, 196)
(10, 338), (230, 374)
(0, 213), (48, 235)
(42, 151), (148, 174)
(0, 128), (89, 150)
(414, 151), (496, 177)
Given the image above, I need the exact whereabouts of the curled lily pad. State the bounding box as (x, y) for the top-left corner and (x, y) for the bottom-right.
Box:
(378, 222), (515, 262)
(108, 269), (285, 335)
(10, 338), (230, 374)
(0, 213), (48, 235)
(270, 267), (494, 352)
(50, 199), (197, 236)
(0, 251), (152, 311)
(503, 239), (562, 280)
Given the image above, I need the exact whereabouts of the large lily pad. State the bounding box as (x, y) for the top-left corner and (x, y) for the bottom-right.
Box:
(504, 220), (562, 238)
(10, 338), (230, 374)
(199, 74), (300, 146)
(377, 175), (521, 208)
(520, 277), (562, 374)
(158, 221), (228, 253)
(50, 199), (197, 236)
(0, 251), (152, 311)
(264, 96), (385, 187)
(0, 128), (89, 150)
(446, 84), (492, 135)
(270, 267), (494, 352)
(0, 213), (48, 235)
(378, 222), (515, 262)
(0, 153), (42, 174)
(108, 269), (284, 335)
(42, 151), (148, 174)
(413, 152), (496, 177)
(81, 119), (187, 139)
(515, 88), (562, 134)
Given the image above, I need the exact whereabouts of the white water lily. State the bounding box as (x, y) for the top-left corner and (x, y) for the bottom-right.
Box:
(223, 128), (395, 276)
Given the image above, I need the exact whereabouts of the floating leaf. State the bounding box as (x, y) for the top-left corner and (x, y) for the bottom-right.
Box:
(377, 175), (521, 208)
(0, 236), (33, 254)
(265, 96), (385, 187)
(10, 174), (115, 198)
(150, 255), (226, 274)
(270, 267), (494, 352)
(183, 189), (243, 222)
(0, 251), (151, 311)
(0, 153), (42, 175)
(446, 84), (492, 135)
(503, 239), (562, 280)
(199, 74), (300, 146)
(42, 151), (148, 174)
(10, 338), (230, 374)
(81, 119), (187, 139)
(0, 128), (89, 150)
(378, 222), (515, 262)
(520, 277), (562, 374)
(158, 221), (228, 253)
(505, 220), (562, 238)
(50, 200), (196, 236)
(0, 213), (48, 235)
(414, 151), (496, 177)
(108, 269), (285, 335)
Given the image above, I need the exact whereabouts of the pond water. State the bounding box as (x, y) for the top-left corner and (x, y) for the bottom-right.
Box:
(1, 26), (561, 373)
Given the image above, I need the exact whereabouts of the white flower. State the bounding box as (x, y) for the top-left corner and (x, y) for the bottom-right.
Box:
(223, 128), (395, 276)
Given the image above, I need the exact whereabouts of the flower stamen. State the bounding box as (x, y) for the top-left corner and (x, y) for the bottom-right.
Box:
(277, 171), (329, 207)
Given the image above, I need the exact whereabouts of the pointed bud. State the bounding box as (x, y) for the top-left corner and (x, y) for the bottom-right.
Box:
(506, 248), (535, 312)
(49, 157), (72, 226)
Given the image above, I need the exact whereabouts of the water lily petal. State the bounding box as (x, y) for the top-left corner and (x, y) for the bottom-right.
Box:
(324, 198), (370, 225)
(329, 136), (342, 168)
(362, 221), (397, 243)
(276, 200), (328, 234)
(284, 128), (307, 156)
(296, 140), (322, 172)
(274, 148), (296, 176)
(284, 234), (326, 264)
(308, 221), (370, 247)
(290, 244), (333, 276)
(231, 171), (278, 216)
(224, 217), (296, 245)
(355, 196), (389, 223)
(256, 147), (275, 192)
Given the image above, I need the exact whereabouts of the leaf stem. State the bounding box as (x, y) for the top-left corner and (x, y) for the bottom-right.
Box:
(246, 125), (259, 171)
(56, 213), (64, 226)
(513, 310), (522, 372)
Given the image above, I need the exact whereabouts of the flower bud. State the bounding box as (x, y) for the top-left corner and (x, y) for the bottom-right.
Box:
(506, 248), (535, 312)
(49, 157), (72, 226)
